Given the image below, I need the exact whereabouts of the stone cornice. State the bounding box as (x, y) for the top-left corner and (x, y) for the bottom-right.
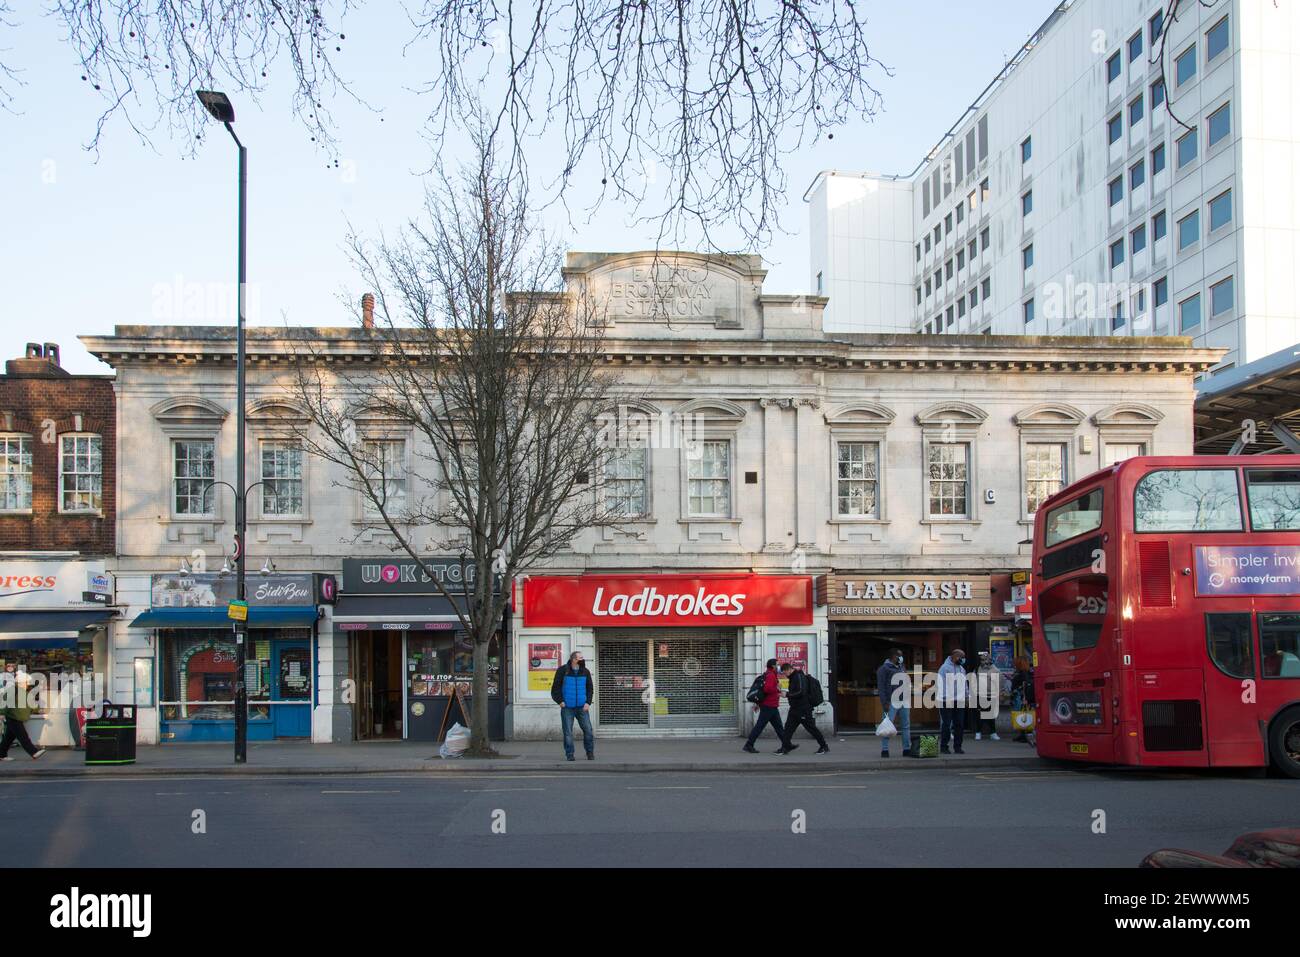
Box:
(79, 326), (1224, 375)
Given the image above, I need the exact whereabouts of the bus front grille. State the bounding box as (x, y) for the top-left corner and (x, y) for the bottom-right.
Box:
(1141, 700), (1204, 752)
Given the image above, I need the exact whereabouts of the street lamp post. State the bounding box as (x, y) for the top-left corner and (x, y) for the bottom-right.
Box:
(196, 90), (250, 764)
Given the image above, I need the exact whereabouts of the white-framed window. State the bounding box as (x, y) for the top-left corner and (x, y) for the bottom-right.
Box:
(1102, 442), (1146, 467)
(361, 438), (408, 518)
(835, 441), (880, 518)
(0, 434), (33, 511)
(605, 446), (648, 518)
(173, 438), (215, 516)
(926, 442), (970, 519)
(686, 439), (731, 518)
(59, 434), (102, 513)
(1025, 442), (1066, 515)
(259, 441), (304, 518)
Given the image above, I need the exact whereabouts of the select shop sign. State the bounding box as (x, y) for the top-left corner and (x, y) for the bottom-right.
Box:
(522, 574), (814, 627)
(0, 560), (113, 609)
(1195, 545), (1300, 597)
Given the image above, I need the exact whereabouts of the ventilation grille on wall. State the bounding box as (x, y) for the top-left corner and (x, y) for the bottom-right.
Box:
(1141, 699), (1204, 752)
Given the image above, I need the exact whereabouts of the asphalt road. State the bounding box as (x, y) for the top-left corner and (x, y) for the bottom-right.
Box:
(4, 768), (1296, 867)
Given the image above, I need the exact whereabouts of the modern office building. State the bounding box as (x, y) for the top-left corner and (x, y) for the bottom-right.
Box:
(808, 0), (1300, 383)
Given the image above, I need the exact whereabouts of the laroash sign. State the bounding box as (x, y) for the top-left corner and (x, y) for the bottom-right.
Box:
(1195, 545), (1300, 596)
(522, 574), (813, 627)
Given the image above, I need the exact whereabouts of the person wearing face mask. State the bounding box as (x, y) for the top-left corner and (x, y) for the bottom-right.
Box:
(550, 651), (595, 762)
(875, 648), (912, 758)
(973, 651), (1004, 740)
(936, 648), (968, 754)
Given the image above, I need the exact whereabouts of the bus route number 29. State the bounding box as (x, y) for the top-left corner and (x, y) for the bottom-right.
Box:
(1076, 595), (1108, 615)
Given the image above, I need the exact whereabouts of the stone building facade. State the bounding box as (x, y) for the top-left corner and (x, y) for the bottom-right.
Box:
(81, 251), (1222, 744)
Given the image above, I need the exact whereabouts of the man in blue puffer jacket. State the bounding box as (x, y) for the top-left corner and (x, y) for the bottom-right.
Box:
(550, 651), (595, 761)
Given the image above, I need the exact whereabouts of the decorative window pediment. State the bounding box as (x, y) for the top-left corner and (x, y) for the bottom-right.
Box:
(150, 395), (228, 428)
(1092, 403), (1164, 427)
(915, 401), (988, 427)
(247, 397), (311, 427)
(674, 398), (746, 426)
(1014, 403), (1086, 428)
(825, 402), (896, 427)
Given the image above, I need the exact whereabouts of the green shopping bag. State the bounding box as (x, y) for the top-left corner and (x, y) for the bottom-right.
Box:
(918, 734), (939, 758)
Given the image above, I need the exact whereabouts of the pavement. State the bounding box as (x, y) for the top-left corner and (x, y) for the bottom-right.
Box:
(1, 733), (1047, 777)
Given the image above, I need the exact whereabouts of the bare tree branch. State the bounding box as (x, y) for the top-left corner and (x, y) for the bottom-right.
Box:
(283, 126), (639, 755)
(30, 1), (887, 244)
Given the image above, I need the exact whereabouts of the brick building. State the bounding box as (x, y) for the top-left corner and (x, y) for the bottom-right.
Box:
(0, 343), (116, 554)
(1, 343), (117, 749)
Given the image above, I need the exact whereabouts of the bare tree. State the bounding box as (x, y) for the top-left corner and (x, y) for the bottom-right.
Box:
(32, 1), (887, 244)
(284, 130), (629, 755)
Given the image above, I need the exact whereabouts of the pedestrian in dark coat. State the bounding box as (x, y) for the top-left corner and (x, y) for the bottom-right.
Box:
(550, 651), (595, 761)
(780, 663), (829, 754)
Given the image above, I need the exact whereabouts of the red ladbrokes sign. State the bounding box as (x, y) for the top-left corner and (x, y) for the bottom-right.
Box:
(522, 575), (813, 627)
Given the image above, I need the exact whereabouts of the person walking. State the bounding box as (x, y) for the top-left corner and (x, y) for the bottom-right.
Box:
(1010, 656), (1036, 743)
(936, 648), (968, 754)
(549, 651), (595, 762)
(875, 648), (912, 757)
(973, 651), (1003, 741)
(742, 659), (789, 754)
(780, 662), (829, 754)
(0, 674), (47, 762)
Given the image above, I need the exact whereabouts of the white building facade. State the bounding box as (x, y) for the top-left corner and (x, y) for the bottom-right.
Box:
(83, 251), (1220, 743)
(808, 0), (1300, 382)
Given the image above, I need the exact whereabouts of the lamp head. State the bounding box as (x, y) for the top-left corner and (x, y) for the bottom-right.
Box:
(195, 90), (236, 124)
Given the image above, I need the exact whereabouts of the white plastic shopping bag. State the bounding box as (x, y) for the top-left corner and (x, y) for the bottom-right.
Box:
(876, 715), (898, 738)
(439, 722), (471, 759)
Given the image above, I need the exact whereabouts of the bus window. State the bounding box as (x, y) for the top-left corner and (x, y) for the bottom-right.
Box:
(1246, 469), (1300, 531)
(1206, 613), (1253, 679)
(1039, 576), (1108, 652)
(1260, 613), (1300, 678)
(1044, 487), (1103, 547)
(1135, 469), (1243, 532)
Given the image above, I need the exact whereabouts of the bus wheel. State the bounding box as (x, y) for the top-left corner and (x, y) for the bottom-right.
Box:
(1269, 708), (1300, 780)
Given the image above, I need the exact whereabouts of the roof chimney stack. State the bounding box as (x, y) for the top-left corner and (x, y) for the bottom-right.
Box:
(6, 342), (69, 378)
(361, 293), (375, 330)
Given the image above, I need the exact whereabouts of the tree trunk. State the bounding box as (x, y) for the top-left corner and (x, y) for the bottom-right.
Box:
(467, 632), (496, 756)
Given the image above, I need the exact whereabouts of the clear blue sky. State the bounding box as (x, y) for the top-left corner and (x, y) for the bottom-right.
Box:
(1, 2), (1051, 374)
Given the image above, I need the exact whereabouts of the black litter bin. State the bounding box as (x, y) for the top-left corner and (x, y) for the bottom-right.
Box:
(84, 704), (136, 766)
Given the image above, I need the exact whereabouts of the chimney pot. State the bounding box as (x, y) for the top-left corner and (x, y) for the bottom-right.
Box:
(361, 293), (375, 330)
(43, 343), (61, 367)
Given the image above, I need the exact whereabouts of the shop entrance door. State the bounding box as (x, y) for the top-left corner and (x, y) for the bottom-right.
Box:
(350, 632), (403, 740)
(271, 640), (312, 737)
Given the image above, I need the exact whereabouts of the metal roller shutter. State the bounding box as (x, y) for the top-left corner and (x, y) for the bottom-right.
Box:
(596, 628), (738, 732)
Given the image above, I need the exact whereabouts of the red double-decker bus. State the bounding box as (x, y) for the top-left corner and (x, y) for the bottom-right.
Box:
(1031, 455), (1300, 777)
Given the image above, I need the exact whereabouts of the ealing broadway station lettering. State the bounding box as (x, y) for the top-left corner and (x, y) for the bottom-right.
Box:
(608, 265), (712, 318)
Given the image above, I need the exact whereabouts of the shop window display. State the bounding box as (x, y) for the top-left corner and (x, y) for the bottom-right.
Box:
(0, 643), (95, 713)
(161, 629), (310, 720)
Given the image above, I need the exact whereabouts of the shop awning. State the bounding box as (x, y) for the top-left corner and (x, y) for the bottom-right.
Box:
(129, 607), (320, 629)
(331, 594), (466, 631)
(0, 609), (113, 640)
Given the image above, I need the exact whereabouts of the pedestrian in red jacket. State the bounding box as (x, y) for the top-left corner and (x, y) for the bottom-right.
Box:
(742, 659), (791, 754)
